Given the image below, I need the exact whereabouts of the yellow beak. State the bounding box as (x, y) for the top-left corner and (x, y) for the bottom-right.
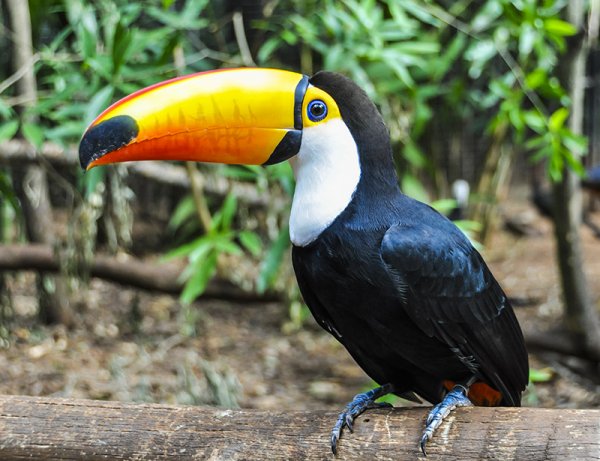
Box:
(79, 68), (309, 170)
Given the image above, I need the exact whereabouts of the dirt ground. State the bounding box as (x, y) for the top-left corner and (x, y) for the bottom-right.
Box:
(0, 196), (599, 413)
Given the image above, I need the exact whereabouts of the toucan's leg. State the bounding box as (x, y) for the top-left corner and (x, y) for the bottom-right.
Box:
(420, 383), (473, 455)
(331, 383), (394, 454)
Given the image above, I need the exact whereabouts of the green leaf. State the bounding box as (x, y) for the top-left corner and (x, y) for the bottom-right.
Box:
(47, 25), (72, 53)
(430, 34), (466, 81)
(76, 6), (98, 59)
(400, 1), (441, 27)
(167, 235), (210, 261)
(471, 0), (503, 32)
(525, 134), (549, 151)
(147, 1), (209, 30)
(239, 231), (262, 257)
(22, 123), (44, 149)
(213, 237), (242, 256)
(85, 86), (114, 126)
(562, 131), (588, 156)
(549, 107), (569, 132)
(431, 198), (457, 215)
(0, 121), (19, 142)
(83, 166), (106, 198)
(518, 23), (536, 57)
(401, 174), (429, 203)
(509, 107), (524, 132)
(257, 224), (290, 294)
(525, 69), (547, 90)
(454, 219), (482, 234)
(403, 142), (426, 168)
(529, 367), (554, 383)
(563, 148), (586, 176)
(0, 171), (18, 210)
(220, 165), (261, 181)
(45, 122), (87, 143)
(544, 19), (577, 37)
(324, 44), (346, 70)
(386, 60), (414, 88)
(392, 41), (439, 55)
(0, 99), (14, 120)
(464, 40), (497, 78)
(257, 37), (281, 64)
(180, 250), (218, 304)
(112, 21), (134, 75)
(523, 110), (546, 133)
(548, 151), (564, 182)
(214, 194), (237, 232)
(168, 195), (196, 233)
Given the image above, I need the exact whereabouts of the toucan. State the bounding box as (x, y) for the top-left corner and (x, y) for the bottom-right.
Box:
(79, 68), (529, 455)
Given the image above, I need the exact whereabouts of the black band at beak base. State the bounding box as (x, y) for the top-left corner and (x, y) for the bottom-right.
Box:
(263, 130), (301, 165)
(263, 74), (309, 166)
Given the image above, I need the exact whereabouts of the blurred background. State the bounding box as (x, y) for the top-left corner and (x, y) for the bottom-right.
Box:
(0, 0), (598, 411)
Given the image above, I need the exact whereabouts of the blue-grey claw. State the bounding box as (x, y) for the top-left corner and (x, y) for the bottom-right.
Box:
(330, 384), (394, 455)
(420, 385), (472, 455)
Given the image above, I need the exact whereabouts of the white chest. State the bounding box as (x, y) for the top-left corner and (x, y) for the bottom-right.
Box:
(289, 119), (361, 247)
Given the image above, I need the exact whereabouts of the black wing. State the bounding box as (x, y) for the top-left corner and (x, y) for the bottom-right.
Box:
(380, 220), (528, 405)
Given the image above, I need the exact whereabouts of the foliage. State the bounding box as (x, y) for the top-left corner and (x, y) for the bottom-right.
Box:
(166, 193), (262, 305)
(258, 0), (586, 190)
(529, 367), (555, 383)
(0, 0), (592, 309)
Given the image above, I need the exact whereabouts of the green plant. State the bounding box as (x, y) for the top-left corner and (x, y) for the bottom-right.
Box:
(257, 0), (586, 191)
(166, 193), (263, 304)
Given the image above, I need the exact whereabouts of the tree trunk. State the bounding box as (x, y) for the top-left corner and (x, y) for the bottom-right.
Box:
(552, 0), (600, 359)
(0, 395), (597, 460)
(6, 0), (71, 326)
(471, 121), (512, 244)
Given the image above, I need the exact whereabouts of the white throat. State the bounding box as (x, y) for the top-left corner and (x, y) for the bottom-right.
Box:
(289, 119), (361, 247)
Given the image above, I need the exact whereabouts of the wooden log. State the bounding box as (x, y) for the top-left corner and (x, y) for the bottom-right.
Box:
(0, 244), (281, 303)
(0, 395), (596, 460)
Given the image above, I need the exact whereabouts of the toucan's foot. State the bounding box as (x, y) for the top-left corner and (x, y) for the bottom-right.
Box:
(331, 383), (394, 455)
(420, 385), (472, 455)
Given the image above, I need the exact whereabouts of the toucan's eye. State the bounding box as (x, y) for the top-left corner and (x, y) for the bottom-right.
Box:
(307, 100), (328, 122)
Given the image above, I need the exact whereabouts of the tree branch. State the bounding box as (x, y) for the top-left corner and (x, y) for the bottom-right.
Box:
(0, 244), (280, 303)
(0, 139), (282, 209)
(0, 395), (596, 460)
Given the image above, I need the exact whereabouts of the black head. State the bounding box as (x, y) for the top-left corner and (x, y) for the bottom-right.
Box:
(309, 71), (398, 195)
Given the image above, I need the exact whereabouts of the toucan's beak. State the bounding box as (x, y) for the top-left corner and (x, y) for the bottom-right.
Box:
(79, 68), (309, 170)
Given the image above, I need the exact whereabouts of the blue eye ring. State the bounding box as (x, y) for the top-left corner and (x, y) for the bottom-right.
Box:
(307, 99), (328, 122)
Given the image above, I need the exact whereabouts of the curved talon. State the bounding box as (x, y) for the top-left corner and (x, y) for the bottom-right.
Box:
(331, 421), (343, 454)
(330, 384), (394, 455)
(345, 414), (354, 433)
(420, 385), (472, 455)
(420, 433), (429, 456)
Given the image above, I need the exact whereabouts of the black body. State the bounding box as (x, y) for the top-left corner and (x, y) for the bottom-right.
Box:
(292, 72), (529, 405)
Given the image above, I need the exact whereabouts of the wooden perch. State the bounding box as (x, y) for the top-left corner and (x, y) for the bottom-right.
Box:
(0, 395), (597, 460)
(0, 244), (280, 303)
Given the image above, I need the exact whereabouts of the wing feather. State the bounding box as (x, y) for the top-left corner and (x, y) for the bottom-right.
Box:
(381, 222), (528, 405)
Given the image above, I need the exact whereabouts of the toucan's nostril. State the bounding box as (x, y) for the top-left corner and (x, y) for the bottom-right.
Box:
(79, 115), (139, 170)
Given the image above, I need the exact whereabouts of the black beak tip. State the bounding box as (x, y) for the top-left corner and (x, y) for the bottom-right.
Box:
(78, 114), (139, 170)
